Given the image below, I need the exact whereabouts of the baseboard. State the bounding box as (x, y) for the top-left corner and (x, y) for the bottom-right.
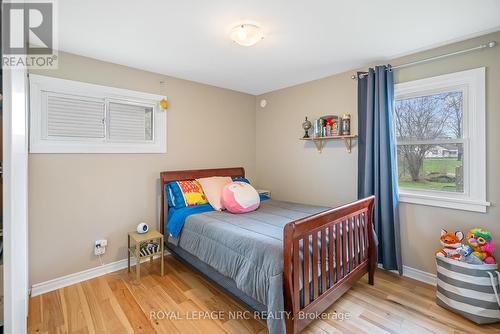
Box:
(402, 265), (437, 285)
(32, 252), (435, 297)
(378, 264), (437, 285)
(31, 250), (170, 297)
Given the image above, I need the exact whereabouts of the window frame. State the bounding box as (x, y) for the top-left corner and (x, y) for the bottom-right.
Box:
(29, 74), (167, 153)
(394, 68), (489, 213)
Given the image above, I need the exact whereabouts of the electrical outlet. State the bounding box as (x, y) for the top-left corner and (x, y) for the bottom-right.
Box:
(95, 239), (107, 255)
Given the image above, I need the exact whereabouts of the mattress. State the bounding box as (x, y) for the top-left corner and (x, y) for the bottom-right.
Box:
(166, 199), (366, 334)
(167, 199), (328, 333)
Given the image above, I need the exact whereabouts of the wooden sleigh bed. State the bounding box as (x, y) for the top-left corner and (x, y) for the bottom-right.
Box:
(160, 167), (377, 334)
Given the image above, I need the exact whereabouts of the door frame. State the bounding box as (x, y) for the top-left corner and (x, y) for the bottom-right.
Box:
(2, 66), (29, 333)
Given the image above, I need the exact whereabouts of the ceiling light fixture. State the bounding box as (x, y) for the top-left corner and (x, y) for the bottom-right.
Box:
(230, 24), (263, 47)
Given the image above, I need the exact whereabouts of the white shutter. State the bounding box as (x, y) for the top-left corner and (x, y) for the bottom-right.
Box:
(108, 102), (153, 141)
(30, 74), (166, 153)
(44, 92), (105, 138)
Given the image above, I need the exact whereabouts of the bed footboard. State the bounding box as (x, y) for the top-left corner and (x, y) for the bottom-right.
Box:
(283, 196), (376, 334)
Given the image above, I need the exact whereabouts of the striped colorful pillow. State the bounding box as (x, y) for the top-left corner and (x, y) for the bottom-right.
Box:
(166, 180), (208, 209)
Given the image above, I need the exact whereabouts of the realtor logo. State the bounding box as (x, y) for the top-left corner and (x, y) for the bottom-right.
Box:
(2, 1), (58, 68)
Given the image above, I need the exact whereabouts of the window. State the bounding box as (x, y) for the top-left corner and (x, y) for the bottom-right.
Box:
(396, 92), (464, 193)
(394, 68), (489, 212)
(29, 74), (166, 153)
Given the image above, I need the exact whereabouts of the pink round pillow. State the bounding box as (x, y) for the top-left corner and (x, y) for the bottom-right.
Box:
(221, 182), (260, 213)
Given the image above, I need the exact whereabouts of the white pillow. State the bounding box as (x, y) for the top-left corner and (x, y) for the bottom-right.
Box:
(195, 176), (233, 211)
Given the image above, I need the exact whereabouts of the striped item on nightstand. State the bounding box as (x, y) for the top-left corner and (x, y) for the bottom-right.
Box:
(140, 242), (160, 257)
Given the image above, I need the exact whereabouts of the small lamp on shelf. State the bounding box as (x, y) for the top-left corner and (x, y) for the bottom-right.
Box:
(302, 117), (312, 138)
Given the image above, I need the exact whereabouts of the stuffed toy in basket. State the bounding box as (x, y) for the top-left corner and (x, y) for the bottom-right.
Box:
(436, 228), (500, 324)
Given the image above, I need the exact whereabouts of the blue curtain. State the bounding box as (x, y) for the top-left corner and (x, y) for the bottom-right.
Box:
(357, 66), (402, 274)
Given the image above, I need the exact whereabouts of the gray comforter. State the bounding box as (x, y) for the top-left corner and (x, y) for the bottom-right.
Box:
(173, 199), (328, 334)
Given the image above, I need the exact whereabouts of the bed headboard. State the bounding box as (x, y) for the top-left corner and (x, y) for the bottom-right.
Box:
(160, 167), (245, 235)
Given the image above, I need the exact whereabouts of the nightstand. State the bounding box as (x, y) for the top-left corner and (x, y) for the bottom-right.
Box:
(128, 228), (164, 282)
(257, 189), (271, 198)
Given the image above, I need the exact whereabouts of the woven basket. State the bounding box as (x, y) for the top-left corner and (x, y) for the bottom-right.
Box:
(436, 256), (500, 324)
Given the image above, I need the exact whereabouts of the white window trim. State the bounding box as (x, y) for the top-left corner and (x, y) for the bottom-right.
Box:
(395, 68), (489, 213)
(29, 74), (167, 153)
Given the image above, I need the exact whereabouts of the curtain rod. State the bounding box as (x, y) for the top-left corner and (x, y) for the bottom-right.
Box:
(351, 41), (497, 80)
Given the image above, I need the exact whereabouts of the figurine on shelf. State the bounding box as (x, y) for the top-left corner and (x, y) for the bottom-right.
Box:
(342, 114), (351, 135)
(302, 117), (312, 138)
(325, 118), (332, 136)
(330, 116), (339, 135)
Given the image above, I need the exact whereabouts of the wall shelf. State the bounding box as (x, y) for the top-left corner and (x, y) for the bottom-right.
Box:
(300, 135), (357, 153)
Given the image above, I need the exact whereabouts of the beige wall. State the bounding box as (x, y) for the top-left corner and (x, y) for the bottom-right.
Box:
(256, 31), (500, 274)
(29, 52), (256, 284)
(29, 31), (500, 285)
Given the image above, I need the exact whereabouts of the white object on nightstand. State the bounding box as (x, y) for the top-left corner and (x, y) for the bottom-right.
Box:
(257, 189), (271, 197)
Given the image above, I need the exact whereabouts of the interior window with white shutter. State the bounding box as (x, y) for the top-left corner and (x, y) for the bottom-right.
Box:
(108, 102), (153, 142)
(30, 74), (166, 153)
(44, 92), (105, 139)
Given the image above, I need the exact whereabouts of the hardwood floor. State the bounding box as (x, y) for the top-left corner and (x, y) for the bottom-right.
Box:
(28, 255), (500, 334)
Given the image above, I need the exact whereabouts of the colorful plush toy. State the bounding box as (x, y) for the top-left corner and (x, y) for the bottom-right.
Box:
(456, 244), (484, 264)
(221, 182), (260, 214)
(436, 229), (464, 259)
(466, 228), (496, 264)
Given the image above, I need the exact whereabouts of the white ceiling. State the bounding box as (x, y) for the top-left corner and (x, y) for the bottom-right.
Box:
(58, 0), (500, 95)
